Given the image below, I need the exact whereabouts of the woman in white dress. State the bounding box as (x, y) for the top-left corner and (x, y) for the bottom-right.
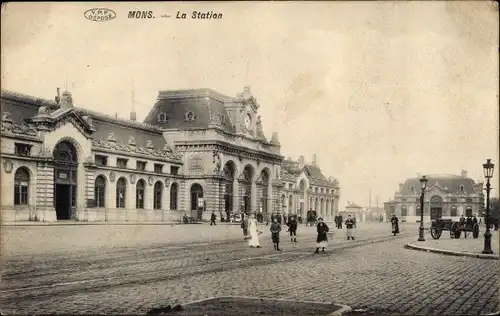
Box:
(247, 214), (262, 248)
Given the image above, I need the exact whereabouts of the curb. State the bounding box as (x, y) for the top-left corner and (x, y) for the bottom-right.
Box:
(405, 243), (499, 260)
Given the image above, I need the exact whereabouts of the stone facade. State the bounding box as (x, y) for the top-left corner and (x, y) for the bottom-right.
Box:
(279, 155), (340, 221)
(384, 172), (485, 223)
(1, 87), (340, 223)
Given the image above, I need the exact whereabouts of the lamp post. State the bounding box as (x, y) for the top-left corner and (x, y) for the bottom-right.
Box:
(418, 175), (428, 241)
(482, 159), (495, 254)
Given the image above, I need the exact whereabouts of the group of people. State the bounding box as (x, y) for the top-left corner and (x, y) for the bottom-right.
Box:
(238, 212), (359, 253)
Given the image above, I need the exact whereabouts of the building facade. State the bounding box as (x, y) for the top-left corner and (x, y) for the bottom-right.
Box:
(279, 155), (340, 220)
(384, 172), (484, 222)
(1, 87), (340, 223)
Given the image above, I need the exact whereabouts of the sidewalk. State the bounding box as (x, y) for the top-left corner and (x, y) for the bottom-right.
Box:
(406, 229), (500, 260)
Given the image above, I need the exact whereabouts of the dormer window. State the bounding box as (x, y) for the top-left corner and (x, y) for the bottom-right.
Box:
(459, 185), (464, 192)
(15, 143), (32, 156)
(157, 113), (168, 123)
(409, 185), (415, 193)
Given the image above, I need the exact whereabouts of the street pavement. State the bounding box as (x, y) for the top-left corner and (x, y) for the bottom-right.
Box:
(0, 222), (498, 315)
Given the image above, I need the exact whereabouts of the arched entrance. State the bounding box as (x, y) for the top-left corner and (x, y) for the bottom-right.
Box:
(241, 165), (254, 214)
(258, 169), (270, 218)
(223, 162), (236, 221)
(299, 180), (306, 217)
(430, 196), (443, 220)
(53, 140), (78, 220)
(190, 183), (204, 220)
(465, 206), (473, 217)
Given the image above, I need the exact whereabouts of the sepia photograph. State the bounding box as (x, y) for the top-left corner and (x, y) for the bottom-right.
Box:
(1, 1), (499, 315)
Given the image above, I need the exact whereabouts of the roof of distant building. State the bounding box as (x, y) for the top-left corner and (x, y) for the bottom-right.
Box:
(400, 174), (479, 195)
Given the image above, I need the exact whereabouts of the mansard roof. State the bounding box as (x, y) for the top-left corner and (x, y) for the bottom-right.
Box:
(1, 90), (57, 124)
(143, 89), (236, 134)
(400, 174), (478, 195)
(280, 158), (337, 187)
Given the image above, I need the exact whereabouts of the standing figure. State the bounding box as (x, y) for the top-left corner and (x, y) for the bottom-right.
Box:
(287, 215), (298, 242)
(315, 218), (329, 253)
(210, 211), (217, 226)
(270, 218), (282, 251)
(352, 215), (357, 228)
(345, 215), (355, 240)
(247, 214), (262, 248)
(338, 215), (343, 229)
(241, 214), (249, 240)
(390, 214), (399, 236)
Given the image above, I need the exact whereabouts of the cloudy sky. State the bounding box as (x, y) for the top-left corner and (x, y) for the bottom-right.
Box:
(2, 1), (499, 208)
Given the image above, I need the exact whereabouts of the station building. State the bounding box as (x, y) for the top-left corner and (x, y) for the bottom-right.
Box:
(1, 87), (340, 223)
(384, 172), (485, 222)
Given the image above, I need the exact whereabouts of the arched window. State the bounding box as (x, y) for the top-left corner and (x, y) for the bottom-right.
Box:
(136, 180), (145, 209)
(401, 205), (408, 216)
(281, 194), (286, 206)
(154, 181), (163, 210)
(459, 185), (464, 193)
(95, 176), (106, 207)
(14, 167), (30, 205)
(450, 205), (458, 217)
(116, 177), (127, 208)
(170, 182), (178, 210)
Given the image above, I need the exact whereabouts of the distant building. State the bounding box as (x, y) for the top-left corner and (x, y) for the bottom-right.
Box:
(279, 155), (340, 220)
(384, 172), (484, 222)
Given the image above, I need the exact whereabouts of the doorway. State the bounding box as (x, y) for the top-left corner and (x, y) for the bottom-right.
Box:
(55, 184), (71, 219)
(190, 183), (203, 220)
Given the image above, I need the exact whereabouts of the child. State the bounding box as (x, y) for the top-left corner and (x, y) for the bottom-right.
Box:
(270, 217), (282, 251)
(315, 218), (329, 253)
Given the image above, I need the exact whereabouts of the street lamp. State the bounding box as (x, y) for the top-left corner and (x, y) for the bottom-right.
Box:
(418, 175), (428, 241)
(482, 159), (495, 254)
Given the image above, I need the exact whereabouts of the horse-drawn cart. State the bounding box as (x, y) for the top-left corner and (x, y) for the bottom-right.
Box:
(430, 218), (480, 239)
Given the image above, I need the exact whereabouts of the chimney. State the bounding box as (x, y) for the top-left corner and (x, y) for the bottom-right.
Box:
(130, 110), (137, 122)
(312, 154), (317, 166)
(60, 90), (73, 109)
(55, 88), (61, 105)
(298, 155), (305, 166)
(461, 170), (468, 178)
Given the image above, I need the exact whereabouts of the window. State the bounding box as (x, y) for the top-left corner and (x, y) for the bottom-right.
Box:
(14, 168), (29, 205)
(170, 183), (178, 210)
(451, 198), (458, 202)
(116, 177), (127, 208)
(288, 183), (293, 189)
(315, 187), (318, 193)
(136, 180), (145, 209)
(460, 185), (464, 192)
(154, 163), (164, 174)
(14, 143), (32, 156)
(154, 182), (163, 209)
(95, 155), (108, 166)
(410, 185), (415, 193)
(136, 161), (147, 171)
(94, 176), (106, 207)
(117, 158), (128, 169)
(450, 205), (458, 217)
(170, 166), (179, 175)
(321, 188), (324, 194)
(401, 205), (408, 216)
(465, 198), (473, 203)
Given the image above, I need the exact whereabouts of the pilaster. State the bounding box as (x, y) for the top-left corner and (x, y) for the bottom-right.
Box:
(35, 161), (56, 222)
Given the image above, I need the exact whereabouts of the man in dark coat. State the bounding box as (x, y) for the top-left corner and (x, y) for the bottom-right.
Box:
(390, 214), (399, 236)
(270, 218), (282, 251)
(337, 215), (343, 229)
(287, 215), (298, 242)
(315, 218), (329, 253)
(210, 212), (217, 226)
(241, 214), (249, 240)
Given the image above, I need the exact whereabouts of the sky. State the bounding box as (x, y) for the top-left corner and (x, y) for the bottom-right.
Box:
(1, 1), (499, 208)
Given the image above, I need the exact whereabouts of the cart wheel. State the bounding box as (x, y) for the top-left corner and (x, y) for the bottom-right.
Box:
(472, 223), (480, 239)
(450, 221), (460, 239)
(430, 228), (442, 239)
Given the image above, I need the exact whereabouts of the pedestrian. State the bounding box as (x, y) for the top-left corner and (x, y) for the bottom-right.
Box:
(338, 215), (343, 229)
(270, 217), (282, 251)
(353, 215), (357, 228)
(314, 217), (329, 253)
(241, 214), (249, 240)
(287, 215), (298, 242)
(247, 213), (262, 248)
(390, 214), (399, 236)
(210, 211), (217, 226)
(345, 215), (355, 240)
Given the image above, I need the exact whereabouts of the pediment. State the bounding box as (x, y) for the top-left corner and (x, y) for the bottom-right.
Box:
(30, 108), (96, 138)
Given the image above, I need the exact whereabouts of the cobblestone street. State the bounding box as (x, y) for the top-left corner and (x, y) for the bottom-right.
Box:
(1, 223), (498, 315)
